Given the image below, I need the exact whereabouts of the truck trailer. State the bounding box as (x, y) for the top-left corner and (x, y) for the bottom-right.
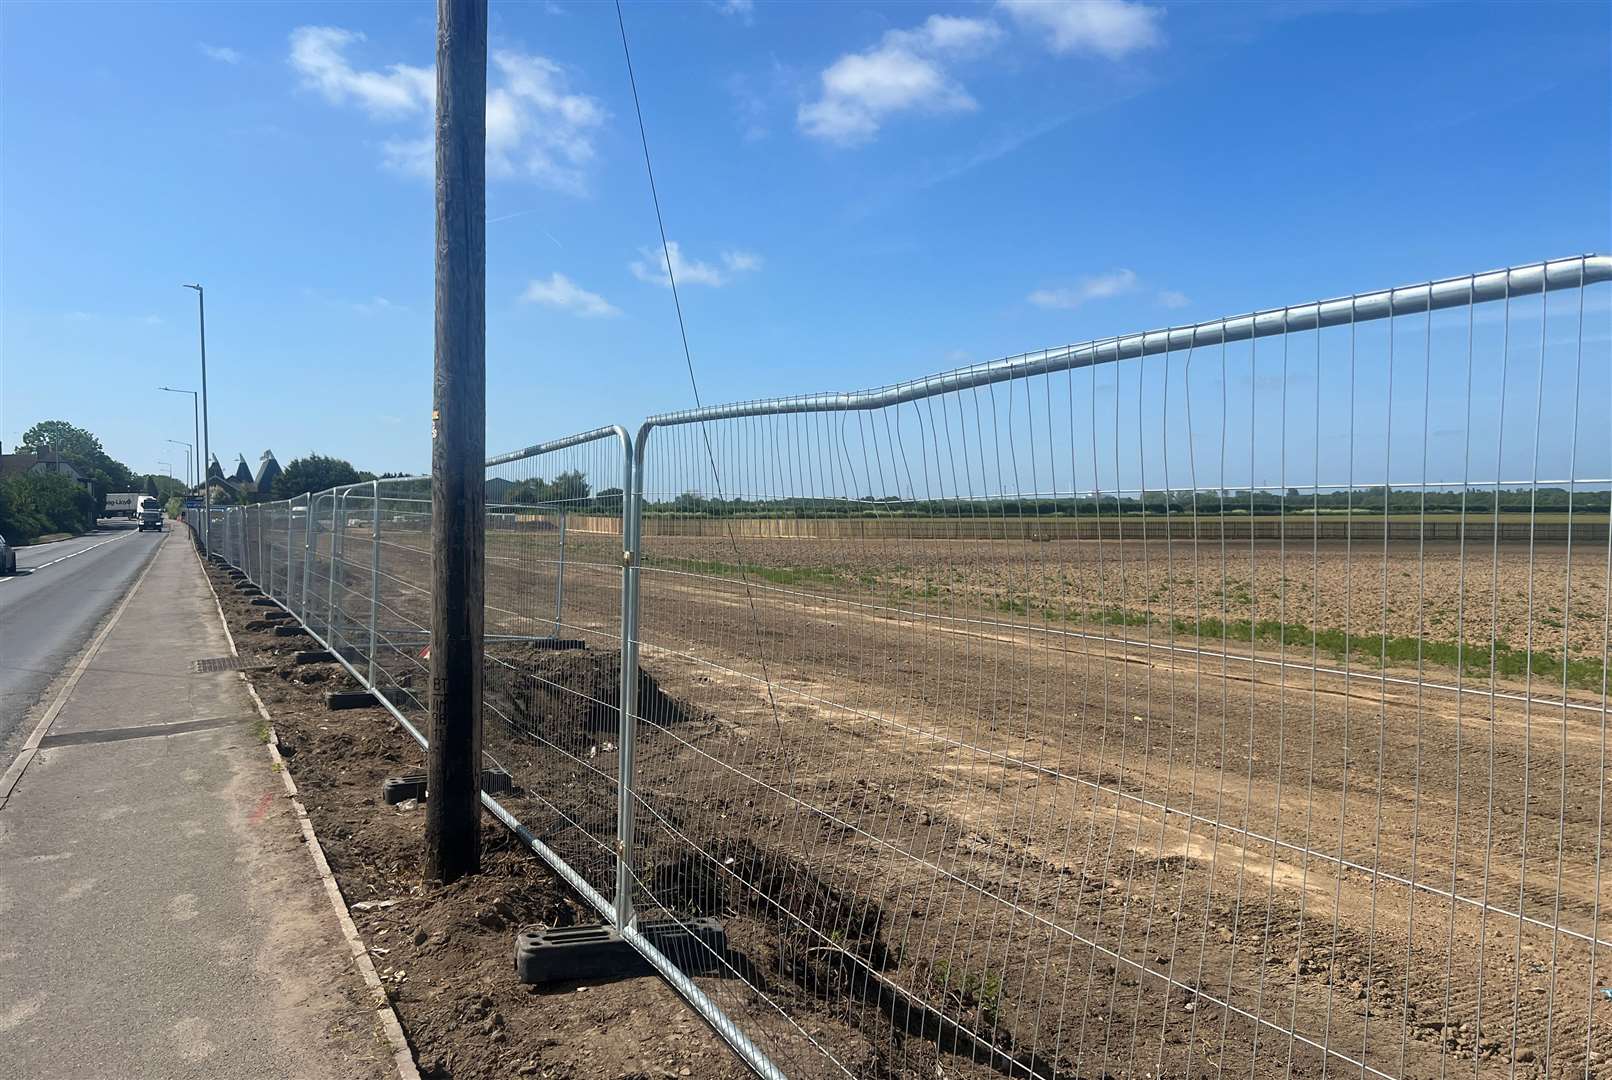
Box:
(104, 492), (143, 519)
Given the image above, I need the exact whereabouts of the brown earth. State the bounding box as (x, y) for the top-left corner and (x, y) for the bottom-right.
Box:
(200, 557), (756, 1080)
(244, 523), (1612, 1080)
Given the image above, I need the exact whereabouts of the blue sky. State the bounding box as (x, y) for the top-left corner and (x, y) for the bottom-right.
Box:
(2, 0), (1607, 483)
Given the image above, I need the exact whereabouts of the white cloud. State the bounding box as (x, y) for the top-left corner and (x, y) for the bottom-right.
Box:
(199, 43), (242, 65)
(353, 296), (404, 315)
(798, 15), (1000, 145)
(721, 250), (763, 273)
(1028, 268), (1140, 309)
(486, 51), (607, 194)
(1156, 289), (1190, 309)
(714, 0), (755, 20)
(289, 27), (432, 116)
(139, 314), (165, 326)
(630, 241), (761, 288)
(798, 4), (1162, 146)
(288, 27), (606, 193)
(521, 273), (620, 317)
(997, 0), (1163, 58)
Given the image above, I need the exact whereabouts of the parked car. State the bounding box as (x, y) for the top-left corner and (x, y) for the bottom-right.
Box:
(0, 533), (16, 575)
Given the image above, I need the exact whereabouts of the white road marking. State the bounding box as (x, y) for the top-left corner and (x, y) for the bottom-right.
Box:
(0, 531), (136, 584)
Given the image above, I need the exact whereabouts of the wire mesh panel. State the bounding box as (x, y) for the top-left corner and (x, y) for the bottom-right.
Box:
(367, 477), (433, 727)
(481, 428), (633, 917)
(330, 484), (376, 677)
(623, 257), (1610, 1079)
(263, 501), (289, 608)
(303, 491), (334, 640)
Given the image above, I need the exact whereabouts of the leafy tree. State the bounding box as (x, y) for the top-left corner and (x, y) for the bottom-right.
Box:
(0, 472), (97, 542)
(20, 420), (104, 464)
(19, 419), (133, 504)
(506, 470), (591, 507)
(275, 453), (362, 498)
(142, 474), (188, 503)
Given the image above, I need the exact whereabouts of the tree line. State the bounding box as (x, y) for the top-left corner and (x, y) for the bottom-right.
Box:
(645, 486), (1612, 519)
(0, 420), (187, 543)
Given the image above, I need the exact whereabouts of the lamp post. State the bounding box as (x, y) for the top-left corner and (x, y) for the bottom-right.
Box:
(157, 460), (173, 479)
(181, 284), (210, 555)
(158, 386), (199, 489)
(166, 439), (192, 489)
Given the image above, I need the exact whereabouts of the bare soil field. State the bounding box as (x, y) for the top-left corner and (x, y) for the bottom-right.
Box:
(313, 523), (1611, 1079)
(638, 535), (1611, 676)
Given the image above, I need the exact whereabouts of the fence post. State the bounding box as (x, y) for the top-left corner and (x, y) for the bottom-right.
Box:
(554, 509), (567, 637)
(369, 480), (380, 688)
(614, 428), (644, 928)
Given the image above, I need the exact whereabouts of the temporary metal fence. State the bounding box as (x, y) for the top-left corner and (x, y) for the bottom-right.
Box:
(186, 255), (1611, 1080)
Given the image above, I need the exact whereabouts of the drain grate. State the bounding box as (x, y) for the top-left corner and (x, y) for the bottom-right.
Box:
(193, 656), (252, 673)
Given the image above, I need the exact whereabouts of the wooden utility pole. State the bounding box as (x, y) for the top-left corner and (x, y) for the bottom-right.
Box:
(425, 0), (487, 884)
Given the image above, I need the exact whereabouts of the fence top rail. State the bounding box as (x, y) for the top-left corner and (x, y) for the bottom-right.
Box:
(485, 424), (630, 469)
(640, 253), (1608, 430)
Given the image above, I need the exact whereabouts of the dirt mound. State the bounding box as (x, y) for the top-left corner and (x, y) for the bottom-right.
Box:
(484, 645), (698, 735)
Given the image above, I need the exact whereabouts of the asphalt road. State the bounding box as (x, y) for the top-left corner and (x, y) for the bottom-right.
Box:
(0, 520), (165, 763)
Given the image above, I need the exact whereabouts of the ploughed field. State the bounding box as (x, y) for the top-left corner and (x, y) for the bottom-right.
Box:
(335, 521), (1611, 1079)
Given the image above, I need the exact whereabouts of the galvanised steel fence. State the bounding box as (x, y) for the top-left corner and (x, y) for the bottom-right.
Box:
(188, 255), (1611, 1080)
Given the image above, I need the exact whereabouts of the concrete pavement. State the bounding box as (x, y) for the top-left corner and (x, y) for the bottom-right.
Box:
(0, 528), (392, 1080)
(0, 521), (164, 763)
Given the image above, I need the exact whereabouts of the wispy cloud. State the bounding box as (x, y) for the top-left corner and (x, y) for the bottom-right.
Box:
(1156, 289), (1190, 309)
(630, 241), (762, 288)
(289, 27), (432, 115)
(199, 43), (242, 65)
(1028, 269), (1140, 309)
(353, 296), (404, 316)
(713, 0), (755, 22)
(799, 3), (1162, 147)
(288, 27), (606, 193)
(139, 314), (165, 326)
(521, 273), (620, 317)
(798, 15), (1000, 146)
(997, 0), (1164, 58)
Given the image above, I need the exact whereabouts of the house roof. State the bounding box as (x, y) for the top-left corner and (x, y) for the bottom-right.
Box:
(254, 450), (281, 491)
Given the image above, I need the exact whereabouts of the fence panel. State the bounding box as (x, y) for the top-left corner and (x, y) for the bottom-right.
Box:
(182, 256), (1608, 1080)
(481, 428), (634, 917)
(623, 256), (1611, 1079)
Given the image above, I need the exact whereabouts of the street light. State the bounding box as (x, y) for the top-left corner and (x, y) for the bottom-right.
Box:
(157, 460), (173, 479)
(182, 283), (210, 555)
(166, 439), (192, 488)
(158, 386), (199, 488)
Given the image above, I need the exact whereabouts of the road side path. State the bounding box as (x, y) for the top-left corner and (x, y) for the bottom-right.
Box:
(0, 529), (391, 1080)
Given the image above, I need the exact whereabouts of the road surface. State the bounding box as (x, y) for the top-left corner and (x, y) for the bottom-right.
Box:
(0, 520), (165, 765)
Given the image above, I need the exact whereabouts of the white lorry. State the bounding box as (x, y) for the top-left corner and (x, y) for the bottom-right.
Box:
(137, 497), (164, 532)
(104, 492), (144, 519)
